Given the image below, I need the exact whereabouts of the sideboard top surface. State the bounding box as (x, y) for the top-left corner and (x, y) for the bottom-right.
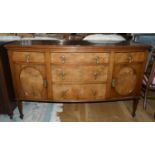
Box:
(3, 40), (151, 51)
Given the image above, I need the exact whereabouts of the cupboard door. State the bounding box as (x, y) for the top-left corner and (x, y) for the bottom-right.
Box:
(111, 64), (142, 98)
(14, 64), (47, 100)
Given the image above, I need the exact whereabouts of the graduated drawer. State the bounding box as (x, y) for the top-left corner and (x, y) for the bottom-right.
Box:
(51, 53), (109, 64)
(52, 84), (106, 101)
(12, 52), (45, 63)
(52, 65), (108, 82)
(115, 52), (145, 63)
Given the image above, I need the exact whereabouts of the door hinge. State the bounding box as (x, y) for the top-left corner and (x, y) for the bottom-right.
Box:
(43, 79), (48, 88)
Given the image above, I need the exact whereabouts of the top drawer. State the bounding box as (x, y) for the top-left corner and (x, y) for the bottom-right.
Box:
(12, 52), (45, 63)
(115, 52), (145, 63)
(51, 53), (109, 64)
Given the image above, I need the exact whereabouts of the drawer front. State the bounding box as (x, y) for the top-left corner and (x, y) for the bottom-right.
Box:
(52, 65), (108, 82)
(115, 52), (145, 63)
(12, 52), (45, 63)
(52, 84), (106, 100)
(51, 53), (109, 64)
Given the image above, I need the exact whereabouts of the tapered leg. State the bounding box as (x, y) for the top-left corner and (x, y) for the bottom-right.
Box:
(9, 114), (13, 119)
(144, 87), (149, 110)
(132, 99), (139, 117)
(17, 101), (24, 119)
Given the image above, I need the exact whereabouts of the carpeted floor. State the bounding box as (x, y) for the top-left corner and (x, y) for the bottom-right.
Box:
(0, 102), (63, 122)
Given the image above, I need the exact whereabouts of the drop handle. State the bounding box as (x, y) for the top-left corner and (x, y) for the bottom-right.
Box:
(93, 72), (99, 80)
(60, 70), (65, 80)
(24, 92), (29, 96)
(60, 55), (65, 64)
(111, 79), (116, 87)
(25, 55), (30, 63)
(96, 56), (100, 64)
(128, 55), (133, 63)
(92, 90), (97, 96)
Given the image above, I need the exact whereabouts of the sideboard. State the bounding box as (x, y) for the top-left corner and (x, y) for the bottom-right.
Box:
(3, 40), (150, 119)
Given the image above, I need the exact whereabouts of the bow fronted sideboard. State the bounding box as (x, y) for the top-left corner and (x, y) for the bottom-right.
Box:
(3, 40), (150, 119)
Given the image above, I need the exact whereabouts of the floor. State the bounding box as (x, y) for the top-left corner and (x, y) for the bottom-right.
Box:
(0, 102), (63, 122)
(59, 98), (155, 122)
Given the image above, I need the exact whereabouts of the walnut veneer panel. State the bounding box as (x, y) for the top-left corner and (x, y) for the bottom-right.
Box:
(113, 66), (137, 95)
(13, 64), (47, 100)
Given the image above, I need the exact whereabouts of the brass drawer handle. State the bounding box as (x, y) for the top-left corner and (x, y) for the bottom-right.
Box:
(96, 56), (100, 64)
(112, 79), (116, 87)
(60, 55), (65, 64)
(60, 70), (65, 80)
(24, 92), (29, 96)
(128, 55), (133, 63)
(25, 55), (30, 63)
(92, 90), (97, 96)
(93, 72), (99, 80)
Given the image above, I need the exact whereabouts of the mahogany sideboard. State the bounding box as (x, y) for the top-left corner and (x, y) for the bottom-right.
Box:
(3, 40), (150, 119)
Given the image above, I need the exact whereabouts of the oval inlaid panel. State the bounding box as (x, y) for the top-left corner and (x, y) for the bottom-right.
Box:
(115, 67), (137, 96)
(20, 67), (44, 98)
